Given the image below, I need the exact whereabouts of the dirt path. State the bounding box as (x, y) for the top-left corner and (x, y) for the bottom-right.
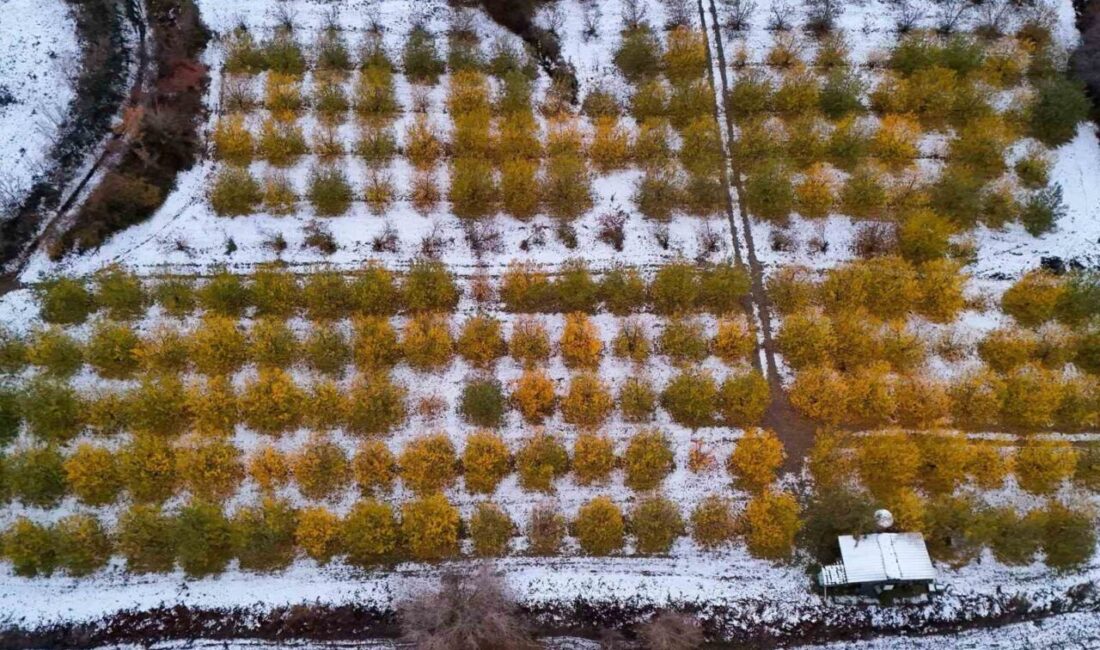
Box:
(698, 0), (818, 469)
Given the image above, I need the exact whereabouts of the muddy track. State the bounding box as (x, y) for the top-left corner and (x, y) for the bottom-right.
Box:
(698, 0), (818, 469)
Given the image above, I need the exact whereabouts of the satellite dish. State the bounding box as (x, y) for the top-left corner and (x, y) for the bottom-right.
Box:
(874, 509), (894, 530)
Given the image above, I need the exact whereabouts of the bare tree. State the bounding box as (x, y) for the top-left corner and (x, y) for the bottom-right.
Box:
(582, 3), (603, 41)
(663, 0), (694, 29)
(398, 567), (540, 650)
(622, 0), (650, 31)
(720, 0), (758, 32)
(805, 0), (843, 35)
(768, 0), (794, 31)
(890, 0), (925, 33)
(975, 0), (1015, 37)
(636, 612), (706, 650)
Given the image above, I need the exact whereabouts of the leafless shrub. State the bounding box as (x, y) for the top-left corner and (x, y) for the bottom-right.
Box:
(223, 76), (255, 112)
(935, 0), (972, 34)
(466, 221), (505, 257)
(891, 0), (924, 33)
(262, 231), (289, 255)
(636, 612), (706, 650)
(411, 86), (432, 113)
(271, 2), (297, 33)
(653, 224), (671, 250)
(420, 221), (449, 258)
(556, 223), (578, 249)
(303, 221), (337, 255)
(539, 4), (567, 33)
(622, 0), (649, 30)
(398, 567), (539, 650)
(664, 0), (694, 29)
(975, 0), (1014, 37)
(597, 209), (628, 251)
(696, 221), (724, 258)
(852, 222), (898, 259)
(770, 228), (796, 252)
(583, 3), (602, 41)
(320, 6), (340, 33)
(519, 224), (549, 251)
(372, 221), (400, 253)
(805, 0), (843, 35)
(720, 0), (758, 32)
(769, 0), (794, 31)
(807, 235), (829, 255)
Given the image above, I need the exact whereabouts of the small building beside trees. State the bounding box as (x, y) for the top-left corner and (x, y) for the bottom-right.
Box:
(817, 531), (936, 598)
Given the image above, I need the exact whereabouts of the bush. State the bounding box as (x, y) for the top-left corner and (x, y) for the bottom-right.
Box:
(355, 65), (400, 116)
(64, 443), (121, 507)
(352, 316), (401, 370)
(789, 365), (849, 424)
(94, 267), (145, 320)
(400, 434), (458, 495)
(186, 376), (237, 437)
(450, 157), (498, 219)
(1028, 77), (1090, 146)
(699, 266), (751, 315)
(766, 266), (815, 315)
(776, 309), (835, 369)
(967, 442), (1012, 489)
(20, 379), (83, 443)
(9, 445), (66, 507)
(176, 500), (234, 578)
(615, 27), (662, 82)
(509, 316), (551, 366)
(1015, 151), (1051, 190)
(346, 372), (407, 435)
(633, 118), (674, 168)
(570, 496), (624, 556)
(589, 117), (632, 172)
(117, 504), (176, 573)
(978, 327), (1039, 372)
(634, 167), (682, 220)
(348, 439), (396, 498)
(402, 493), (461, 561)
(3, 518), (57, 577)
(1001, 364), (1062, 430)
(248, 445), (290, 493)
(402, 314), (453, 371)
(26, 327), (83, 377)
(498, 158), (540, 219)
(175, 436), (243, 502)
(917, 259), (966, 322)
(526, 502), (567, 555)
(677, 115), (722, 173)
(189, 315), (249, 376)
(560, 312), (603, 370)
(620, 376), (658, 423)
(292, 433), (350, 500)
(690, 494), (740, 551)
(0, 329), (27, 375)
(1003, 270), (1063, 327)
(86, 320), (141, 379)
(658, 319), (709, 364)
(0, 387), (20, 445)
(469, 502), (514, 557)
(210, 166), (262, 216)
(38, 277), (96, 325)
(459, 377), (506, 428)
(404, 259), (460, 313)
(405, 116), (444, 170)
(342, 499), (401, 567)
(135, 325), (189, 375)
(516, 432), (569, 493)
(232, 498), (298, 572)
(460, 430), (510, 495)
(661, 369), (717, 428)
(55, 514), (112, 577)
(741, 490), (801, 560)
(1021, 185), (1067, 237)
(856, 431), (920, 499)
(623, 429), (674, 491)
(1016, 438), (1077, 495)
(197, 269), (250, 317)
(296, 506), (342, 565)
(300, 271), (351, 321)
(240, 368), (305, 435)
(120, 434), (177, 503)
(743, 163), (794, 222)
(561, 372), (614, 429)
(542, 156), (593, 221)
(713, 315), (755, 363)
(307, 165), (354, 216)
(302, 324), (351, 377)
(631, 495), (685, 556)
(356, 125), (397, 168)
(455, 314), (506, 369)
(403, 26), (445, 84)
(725, 428), (784, 494)
(248, 317), (299, 369)
(651, 262), (699, 315)
(1041, 502), (1096, 570)
(612, 318), (651, 364)
(511, 369), (556, 424)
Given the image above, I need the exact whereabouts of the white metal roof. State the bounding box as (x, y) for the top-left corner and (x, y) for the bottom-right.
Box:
(836, 532), (936, 584)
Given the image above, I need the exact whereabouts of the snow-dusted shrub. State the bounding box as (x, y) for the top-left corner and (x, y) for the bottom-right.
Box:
(631, 495), (685, 555)
(469, 502), (515, 557)
(516, 432), (569, 493)
(658, 318), (709, 364)
(240, 368), (305, 435)
(574, 496), (625, 556)
(740, 490), (801, 560)
(623, 429), (674, 491)
(572, 433), (616, 486)
(499, 159), (540, 219)
(400, 434), (458, 495)
(1002, 270), (1064, 328)
(630, 79), (669, 123)
(249, 266), (299, 317)
(38, 277), (96, 325)
(405, 115), (445, 170)
(690, 495), (738, 549)
(459, 377), (506, 428)
(509, 316), (551, 366)
(186, 376), (237, 437)
(554, 260), (600, 314)
(561, 312), (603, 370)
(717, 371), (771, 427)
(777, 309), (836, 370)
(26, 327), (83, 377)
(120, 435), (177, 504)
(526, 502), (567, 555)
(355, 65), (399, 117)
(403, 259), (460, 313)
(352, 316), (402, 369)
(176, 500), (234, 578)
(1000, 364), (1062, 430)
(651, 262), (698, 315)
(450, 157), (498, 220)
(458, 430), (509, 495)
(292, 433), (350, 501)
(0, 330), (27, 374)
(894, 373), (951, 429)
(966, 441), (1011, 489)
(915, 433), (972, 496)
(295, 505), (342, 564)
(56, 515), (114, 576)
(1014, 150), (1050, 189)
(307, 165), (354, 216)
(589, 117), (632, 172)
(789, 365), (849, 425)
(713, 315), (755, 363)
(1027, 77), (1090, 146)
(175, 435), (243, 502)
(620, 376), (658, 423)
(8, 444), (66, 508)
(355, 124), (397, 167)
(612, 319), (652, 364)
(20, 379), (83, 443)
(456, 314), (506, 369)
(401, 493), (461, 561)
(232, 498), (298, 572)
(501, 263), (555, 313)
(258, 117), (307, 166)
(614, 26), (662, 82)
(343, 499), (400, 566)
(349, 440), (397, 497)
(346, 372), (408, 435)
(403, 26), (445, 84)
(300, 271), (350, 321)
(62, 443), (119, 507)
(248, 445), (290, 493)
(542, 156), (593, 221)
(86, 320), (140, 379)
(633, 118), (674, 168)
(92, 267), (145, 321)
(1041, 502), (1096, 570)
(263, 72), (304, 116)
(117, 504), (176, 574)
(197, 269), (250, 317)
(856, 430), (920, 499)
(511, 369), (556, 424)
(248, 317), (299, 369)
(661, 369), (717, 428)
(447, 69), (491, 116)
(402, 314), (453, 371)
(2, 518), (56, 577)
(451, 110), (495, 159)
(794, 163), (835, 219)
(978, 326), (1039, 372)
(1016, 438), (1077, 495)
(699, 265), (751, 315)
(634, 167), (683, 221)
(224, 30), (265, 73)
(765, 266), (815, 316)
(301, 324), (350, 377)
(743, 162), (794, 222)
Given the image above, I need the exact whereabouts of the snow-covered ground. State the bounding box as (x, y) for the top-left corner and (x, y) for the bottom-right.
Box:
(0, 0), (79, 213)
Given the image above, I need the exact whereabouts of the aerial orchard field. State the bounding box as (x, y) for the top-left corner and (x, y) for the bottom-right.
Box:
(1, 0), (1099, 645)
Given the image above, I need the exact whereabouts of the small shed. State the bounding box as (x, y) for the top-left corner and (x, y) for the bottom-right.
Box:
(818, 532), (936, 596)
